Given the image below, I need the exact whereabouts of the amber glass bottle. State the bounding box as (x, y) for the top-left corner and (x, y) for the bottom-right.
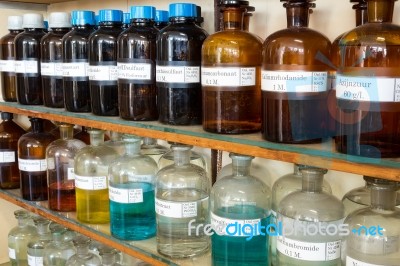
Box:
(261, 0), (331, 143)
(202, 0), (262, 134)
(336, 0), (400, 158)
(117, 6), (158, 121)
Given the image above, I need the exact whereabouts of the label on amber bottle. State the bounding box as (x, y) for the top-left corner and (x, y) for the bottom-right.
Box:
(88, 64), (118, 81)
(201, 67), (256, 86)
(41, 62), (63, 77)
(155, 198), (208, 218)
(18, 158), (47, 172)
(74, 175), (107, 190)
(117, 59), (153, 84)
(0, 151), (15, 163)
(15, 60), (38, 74)
(346, 257), (385, 266)
(109, 186), (143, 203)
(261, 71), (328, 92)
(62, 62), (88, 77)
(0, 59), (16, 72)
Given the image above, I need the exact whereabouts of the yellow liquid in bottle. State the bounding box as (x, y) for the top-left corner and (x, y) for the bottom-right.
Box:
(76, 187), (110, 224)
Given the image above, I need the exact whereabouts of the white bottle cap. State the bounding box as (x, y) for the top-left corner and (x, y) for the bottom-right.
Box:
(22, 13), (44, 29)
(8, 16), (23, 30)
(48, 12), (71, 28)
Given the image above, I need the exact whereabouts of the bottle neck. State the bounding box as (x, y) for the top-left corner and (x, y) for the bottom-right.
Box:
(36, 223), (50, 235)
(222, 7), (245, 30)
(173, 149), (191, 166)
(24, 28), (44, 32)
(132, 18), (153, 26)
(143, 137), (157, 146)
(31, 119), (43, 133)
(285, 3), (311, 28)
(125, 141), (140, 155)
(101, 253), (117, 265)
(170, 17), (196, 24)
(9, 29), (23, 34)
(232, 159), (251, 177)
(59, 125), (74, 140)
(370, 184), (397, 210)
(367, 0), (394, 23)
(74, 25), (95, 30)
(243, 14), (251, 31)
(76, 245), (90, 257)
(51, 27), (71, 33)
(293, 164), (302, 177)
(99, 22), (122, 28)
(89, 131), (105, 146)
(301, 169), (325, 193)
(354, 4), (368, 26)
(17, 217), (30, 227)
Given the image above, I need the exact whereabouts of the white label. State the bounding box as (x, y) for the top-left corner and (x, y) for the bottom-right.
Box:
(117, 62), (152, 80)
(261, 70), (328, 92)
(156, 65), (200, 83)
(41, 62), (63, 76)
(346, 256), (385, 266)
(67, 167), (75, 180)
(336, 75), (400, 102)
(88, 65), (118, 81)
(8, 248), (16, 259)
(277, 236), (341, 261)
(28, 254), (43, 266)
(0, 59), (16, 72)
(155, 198), (207, 218)
(109, 186), (143, 203)
(201, 67), (256, 86)
(131, 174), (154, 183)
(18, 158), (47, 171)
(47, 158), (55, 170)
(62, 62), (88, 77)
(15, 60), (38, 74)
(210, 212), (261, 236)
(0, 151), (15, 163)
(74, 175), (107, 190)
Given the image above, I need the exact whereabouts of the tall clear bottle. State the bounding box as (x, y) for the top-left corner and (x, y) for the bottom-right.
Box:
(140, 137), (169, 163)
(27, 217), (52, 266)
(210, 153), (271, 266)
(117, 5), (158, 121)
(40, 12), (71, 108)
(65, 235), (101, 266)
(0, 16), (23, 102)
(155, 145), (210, 258)
(108, 134), (158, 240)
(277, 168), (344, 266)
(43, 224), (76, 266)
(74, 129), (119, 224)
(46, 124), (86, 212)
(201, 0), (262, 134)
(62, 10), (95, 112)
(156, 3), (208, 125)
(336, 0), (400, 157)
(88, 9), (123, 116)
(343, 178), (400, 265)
(15, 13), (45, 105)
(261, 0), (331, 143)
(18, 118), (56, 201)
(0, 112), (26, 189)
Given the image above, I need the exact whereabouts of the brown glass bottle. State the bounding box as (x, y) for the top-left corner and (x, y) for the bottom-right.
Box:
(0, 16), (23, 102)
(202, 1), (262, 134)
(0, 112), (25, 189)
(336, 0), (400, 158)
(18, 118), (56, 201)
(261, 0), (331, 143)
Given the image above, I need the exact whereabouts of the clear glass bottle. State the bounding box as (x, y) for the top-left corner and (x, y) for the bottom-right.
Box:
(74, 126), (109, 145)
(336, 0), (400, 158)
(0, 16), (23, 102)
(65, 235), (101, 266)
(122, 13), (130, 30)
(261, 0), (331, 143)
(108, 134), (158, 240)
(27, 217), (52, 266)
(343, 178), (400, 265)
(0, 112), (26, 189)
(88, 9), (123, 116)
(104, 131), (125, 156)
(46, 124), (86, 212)
(99, 247), (122, 266)
(40, 12), (71, 108)
(140, 137), (169, 163)
(43, 224), (76, 266)
(277, 167), (344, 266)
(15, 13), (45, 105)
(216, 153), (266, 182)
(74, 129), (119, 224)
(157, 3), (208, 125)
(210, 153), (271, 266)
(201, 0), (262, 134)
(62, 10), (95, 113)
(117, 5), (158, 121)
(18, 118), (56, 201)
(155, 145), (210, 258)
(8, 210), (38, 266)
(158, 143), (207, 172)
(154, 10), (169, 30)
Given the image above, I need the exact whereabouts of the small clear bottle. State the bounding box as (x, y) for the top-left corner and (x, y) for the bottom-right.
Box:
(108, 134), (158, 240)
(104, 131), (125, 156)
(65, 235), (101, 266)
(122, 13), (131, 30)
(8, 210), (38, 266)
(343, 178), (400, 265)
(27, 217), (52, 266)
(140, 137), (169, 163)
(40, 12), (71, 108)
(154, 10), (169, 30)
(210, 153), (271, 266)
(0, 16), (23, 102)
(15, 13), (45, 105)
(99, 247), (122, 266)
(74, 129), (119, 224)
(158, 143), (207, 172)
(43, 224), (76, 266)
(155, 145), (210, 258)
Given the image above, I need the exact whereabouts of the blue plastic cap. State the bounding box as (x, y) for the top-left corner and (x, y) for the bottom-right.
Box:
(71, 10), (95, 26)
(169, 3), (197, 17)
(155, 10), (169, 22)
(95, 14), (99, 25)
(98, 9), (123, 23)
(123, 13), (130, 23)
(43, 20), (48, 29)
(130, 6), (156, 20)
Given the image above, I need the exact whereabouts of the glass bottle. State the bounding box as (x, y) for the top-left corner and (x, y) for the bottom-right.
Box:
(18, 118), (56, 201)
(216, 153), (266, 182)
(117, 5), (158, 121)
(74, 129), (119, 224)
(277, 167), (344, 266)
(99, 247), (122, 266)
(210, 153), (271, 266)
(27, 217), (52, 266)
(8, 210), (38, 266)
(74, 126), (109, 145)
(201, 0), (262, 134)
(261, 0), (331, 143)
(62, 10), (95, 113)
(158, 143), (207, 172)
(108, 134), (158, 240)
(0, 16), (23, 102)
(46, 124), (86, 212)
(140, 137), (169, 163)
(122, 13), (130, 30)
(155, 145), (210, 258)
(104, 131), (125, 156)
(88, 9), (123, 116)
(43, 224), (76, 266)
(65, 235), (101, 266)
(195, 6), (204, 27)
(343, 178), (400, 265)
(154, 10), (169, 30)
(157, 3), (208, 125)
(336, 0), (400, 158)
(15, 13), (45, 105)
(40, 12), (71, 108)
(0, 112), (25, 189)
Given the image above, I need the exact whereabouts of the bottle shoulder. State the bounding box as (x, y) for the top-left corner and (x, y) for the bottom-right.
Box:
(19, 132), (56, 145)
(41, 32), (64, 44)
(158, 25), (208, 41)
(341, 23), (400, 46)
(90, 28), (123, 41)
(15, 31), (46, 43)
(0, 33), (19, 45)
(62, 29), (93, 42)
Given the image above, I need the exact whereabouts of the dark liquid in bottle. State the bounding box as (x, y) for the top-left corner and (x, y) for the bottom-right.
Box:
(48, 180), (76, 211)
(119, 85), (158, 120)
(20, 172), (48, 201)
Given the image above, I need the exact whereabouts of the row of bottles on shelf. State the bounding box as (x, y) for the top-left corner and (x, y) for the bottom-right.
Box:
(1, 0), (399, 159)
